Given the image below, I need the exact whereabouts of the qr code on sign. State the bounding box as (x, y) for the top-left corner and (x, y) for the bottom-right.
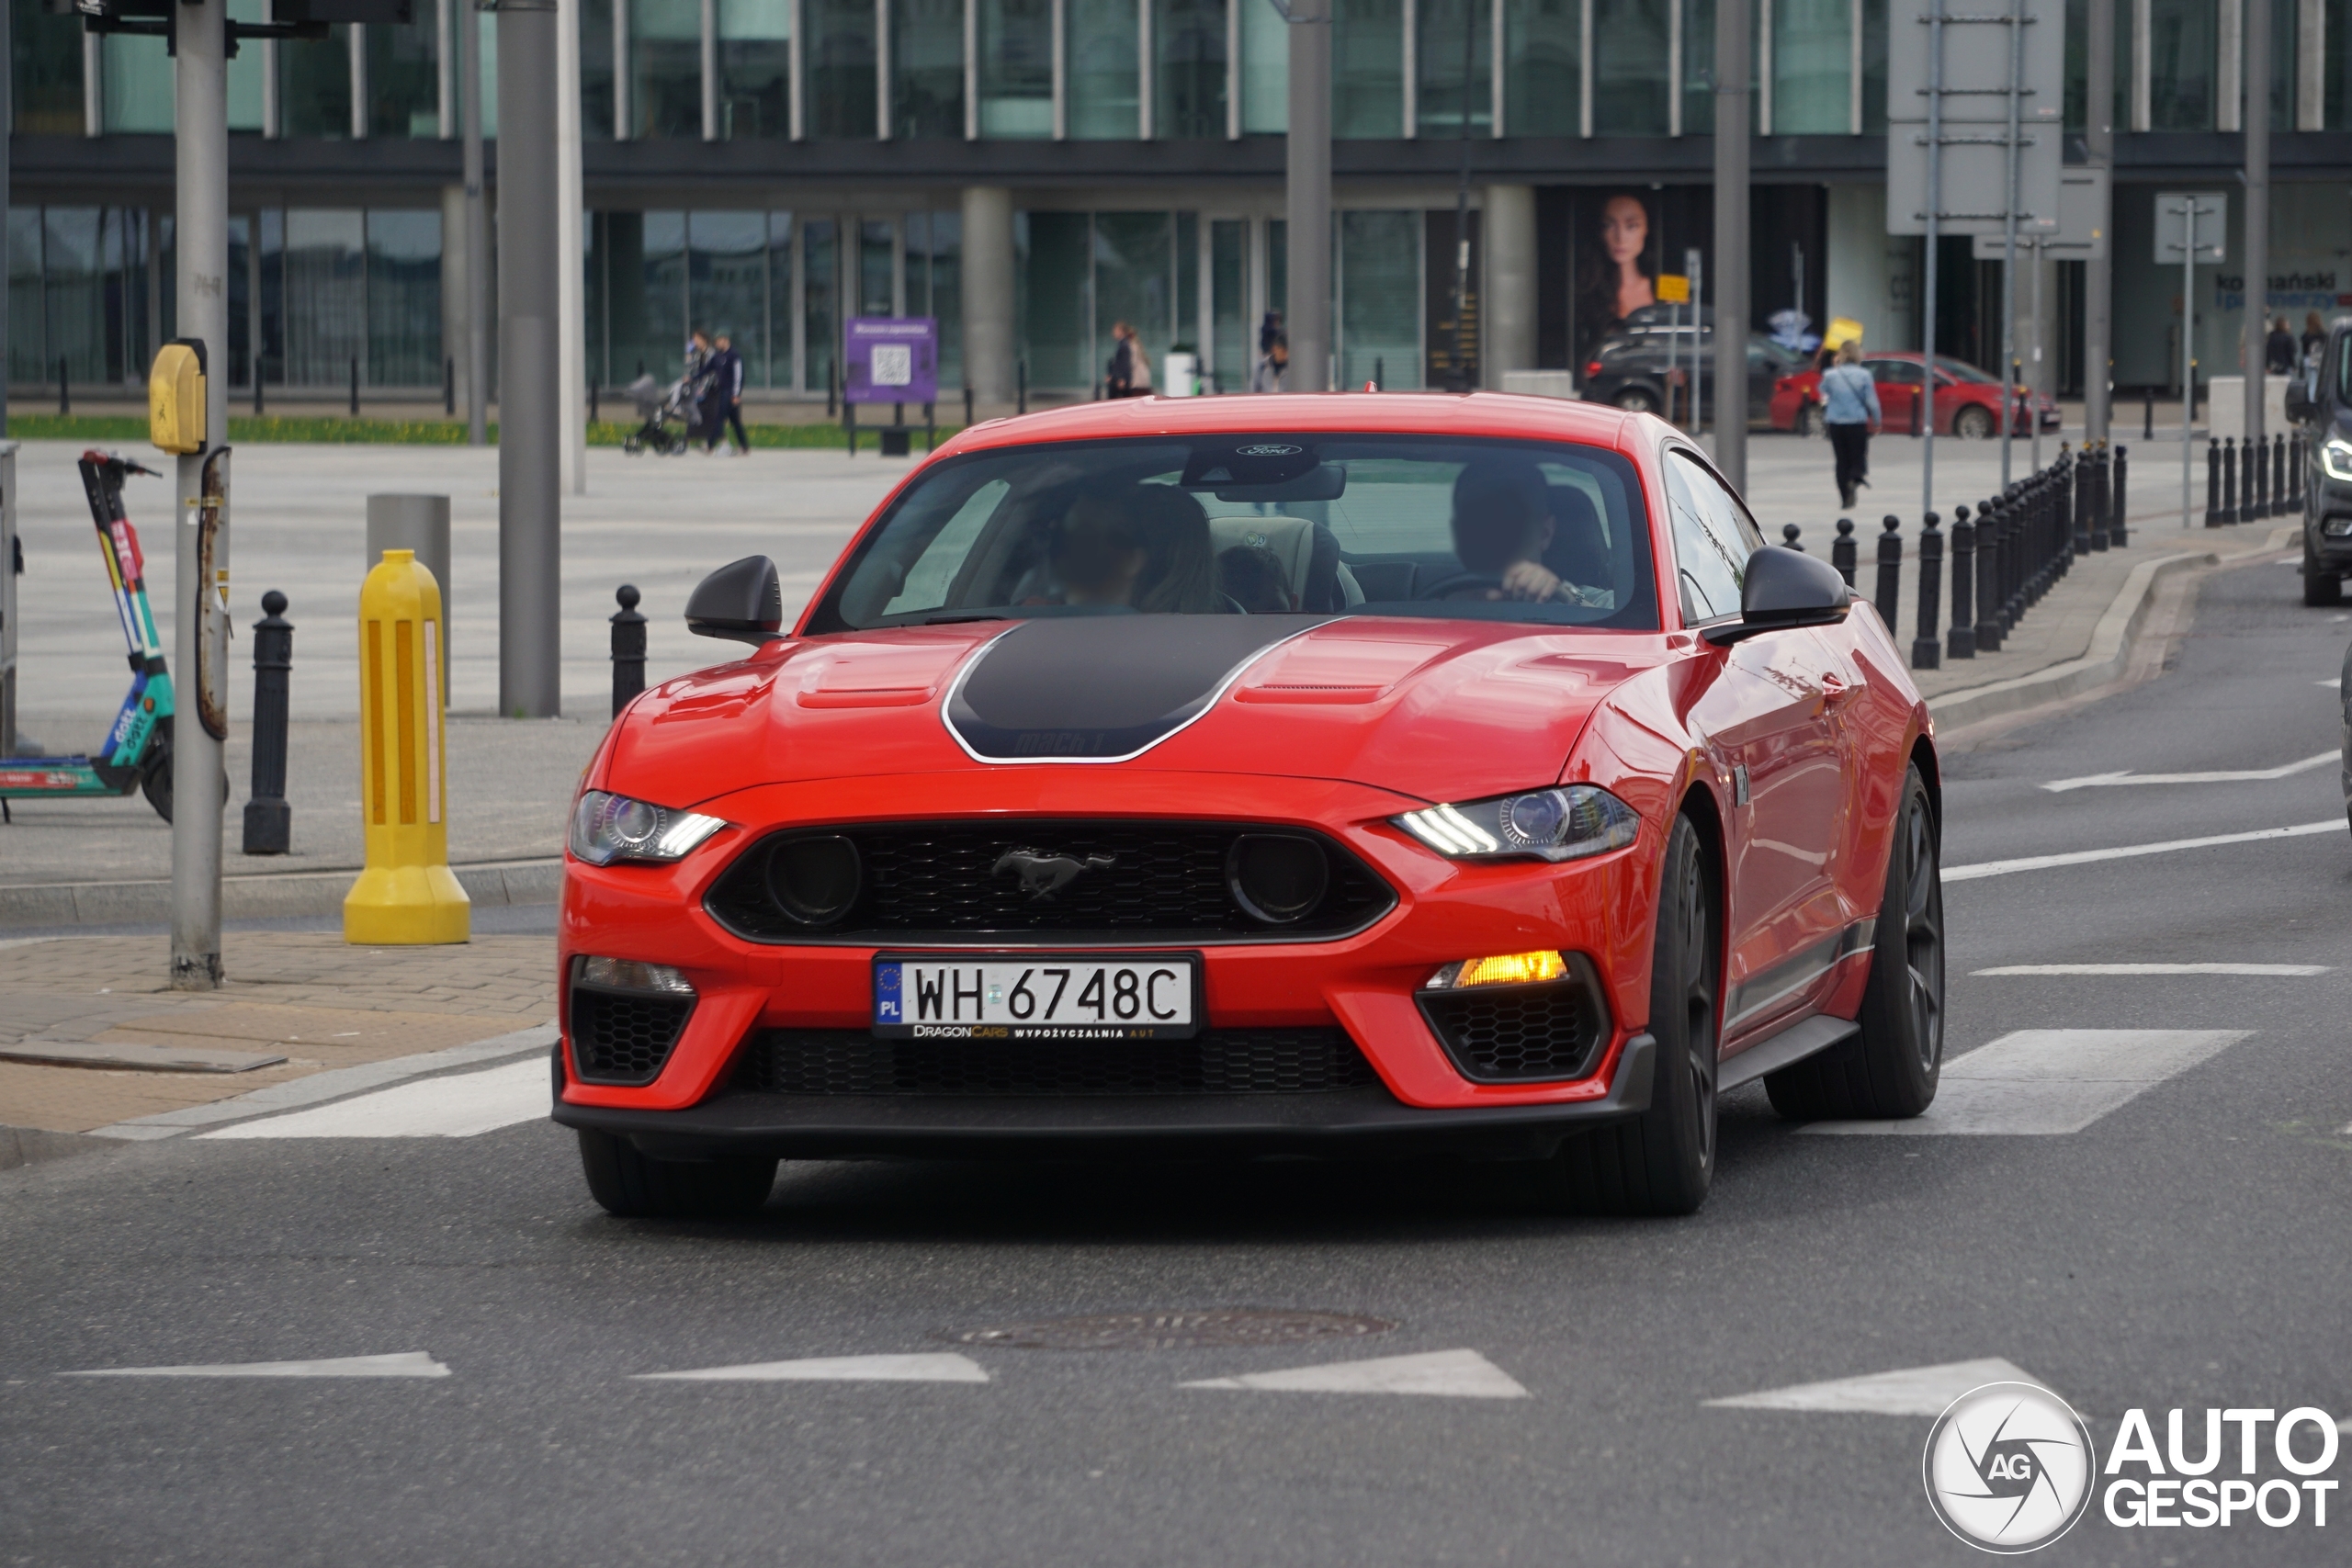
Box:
(872, 344), (913, 386)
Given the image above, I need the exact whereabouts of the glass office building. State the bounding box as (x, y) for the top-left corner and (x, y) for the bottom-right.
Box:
(11, 0), (2348, 400)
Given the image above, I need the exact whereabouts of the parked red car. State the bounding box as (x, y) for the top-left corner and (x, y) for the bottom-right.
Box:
(554, 394), (1947, 1221)
(1770, 351), (2059, 438)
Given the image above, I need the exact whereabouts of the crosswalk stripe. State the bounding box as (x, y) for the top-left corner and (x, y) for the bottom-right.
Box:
(1705, 1359), (2041, 1416)
(62, 1351), (450, 1380)
(2040, 750), (2336, 791)
(1182, 1348), (1529, 1399)
(1944, 819), (2346, 882)
(636, 1354), (989, 1383)
(1800, 1029), (2249, 1135)
(198, 1056), (547, 1140)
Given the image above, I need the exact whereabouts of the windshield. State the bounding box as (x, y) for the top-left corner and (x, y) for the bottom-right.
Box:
(810, 434), (1660, 633)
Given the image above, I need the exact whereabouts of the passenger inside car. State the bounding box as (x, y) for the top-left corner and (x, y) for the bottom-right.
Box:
(1216, 542), (1297, 613)
(1450, 459), (1614, 607)
(1048, 485), (1222, 613)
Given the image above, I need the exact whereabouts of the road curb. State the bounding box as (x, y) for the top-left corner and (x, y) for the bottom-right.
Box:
(1924, 547), (2232, 728)
(0, 858), (563, 931)
(0, 1123), (123, 1171)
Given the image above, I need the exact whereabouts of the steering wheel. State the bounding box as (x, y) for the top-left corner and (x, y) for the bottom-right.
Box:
(1417, 570), (1506, 602)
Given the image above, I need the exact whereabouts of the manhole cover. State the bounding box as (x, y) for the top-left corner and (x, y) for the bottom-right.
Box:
(940, 1310), (1396, 1351)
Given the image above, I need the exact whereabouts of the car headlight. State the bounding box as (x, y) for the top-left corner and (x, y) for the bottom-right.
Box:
(1393, 785), (1642, 863)
(568, 790), (727, 866)
(2324, 439), (2352, 483)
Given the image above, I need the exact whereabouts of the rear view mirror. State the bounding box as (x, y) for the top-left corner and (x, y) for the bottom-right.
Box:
(1210, 463), (1348, 504)
(686, 555), (785, 644)
(1702, 546), (1852, 647)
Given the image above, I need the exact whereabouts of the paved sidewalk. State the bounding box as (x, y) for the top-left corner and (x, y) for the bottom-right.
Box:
(0, 931), (555, 1134)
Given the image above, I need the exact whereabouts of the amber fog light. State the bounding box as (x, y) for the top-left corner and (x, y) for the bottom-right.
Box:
(1227, 833), (1330, 925)
(765, 834), (863, 926)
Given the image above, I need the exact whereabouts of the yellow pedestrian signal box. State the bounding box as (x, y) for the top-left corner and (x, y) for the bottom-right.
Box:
(149, 340), (208, 455)
(345, 548), (471, 944)
(1657, 275), (1690, 304)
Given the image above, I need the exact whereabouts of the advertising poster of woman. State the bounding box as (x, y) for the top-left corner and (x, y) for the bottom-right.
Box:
(1575, 192), (1660, 365)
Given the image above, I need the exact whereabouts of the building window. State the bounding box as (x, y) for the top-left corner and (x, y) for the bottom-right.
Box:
(1416, 0), (1491, 137)
(583, 0), (617, 136)
(1156, 0), (1227, 138)
(281, 209), (366, 383)
(1505, 0), (1578, 137)
(720, 0), (793, 138)
(1333, 0), (1403, 135)
(1771, 0), (1846, 133)
(1340, 209), (1419, 389)
(690, 211), (767, 389)
(13, 8), (85, 135)
(807, 0), (878, 136)
(977, 0), (1055, 135)
(368, 14), (443, 136)
(1239, 0), (1286, 131)
(765, 211), (795, 387)
(909, 210), (964, 388)
(1593, 0), (1670, 136)
(281, 26), (355, 137)
(367, 210), (442, 383)
(102, 37), (175, 134)
(1067, 0), (1140, 138)
(633, 0), (703, 136)
(1864, 0), (1888, 130)
(2333, 0), (2352, 128)
(1681, 0), (1713, 134)
(894, 0), (965, 136)
(1094, 212), (1173, 380)
(25, 208), (161, 388)
(805, 217), (840, 392)
(2146, 0), (2212, 130)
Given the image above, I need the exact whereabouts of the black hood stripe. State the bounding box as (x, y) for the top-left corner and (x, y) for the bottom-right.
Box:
(943, 615), (1337, 763)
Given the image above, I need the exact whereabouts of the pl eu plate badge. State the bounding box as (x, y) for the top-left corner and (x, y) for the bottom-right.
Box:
(875, 962), (904, 1028)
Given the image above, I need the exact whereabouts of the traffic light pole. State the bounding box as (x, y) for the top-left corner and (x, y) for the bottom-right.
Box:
(172, 0), (232, 988)
(498, 0), (563, 717)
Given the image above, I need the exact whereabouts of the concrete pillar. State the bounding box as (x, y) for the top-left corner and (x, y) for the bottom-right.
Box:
(961, 186), (1017, 403)
(442, 184), (470, 412)
(1481, 185), (1536, 388)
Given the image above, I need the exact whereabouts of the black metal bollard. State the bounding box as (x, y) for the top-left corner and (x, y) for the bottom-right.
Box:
(1911, 513), (1943, 671)
(2074, 444), (2096, 554)
(611, 584), (647, 718)
(350, 356), (361, 418)
(1976, 496), (2006, 653)
(446, 356), (456, 416)
(2291, 433), (2306, 513)
(57, 355), (68, 416)
(2220, 436), (2237, 525)
(2000, 481), (2026, 629)
(1831, 518), (1857, 587)
(2249, 432), (2266, 520)
(964, 385), (974, 427)
(1873, 515), (1904, 630)
(1781, 523), (1804, 551)
(2090, 442), (2111, 550)
(1947, 504), (1976, 660)
(827, 358), (838, 419)
(2274, 434), (2288, 517)
(1018, 358), (1029, 416)
(2112, 444), (2130, 547)
(2206, 438), (2222, 525)
(256, 359), (266, 416)
(242, 592), (294, 855)
(2143, 387), (2154, 440)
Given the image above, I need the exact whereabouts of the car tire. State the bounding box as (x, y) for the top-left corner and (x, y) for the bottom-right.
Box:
(578, 1128), (777, 1219)
(2303, 538), (2344, 606)
(1766, 765), (1945, 1121)
(1953, 405), (1996, 440)
(1545, 813), (1719, 1216)
(1611, 387), (1660, 415)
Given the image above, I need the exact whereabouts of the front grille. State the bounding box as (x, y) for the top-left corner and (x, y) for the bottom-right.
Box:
(1419, 979), (1606, 1083)
(704, 820), (1396, 944)
(733, 1027), (1382, 1096)
(570, 987), (695, 1085)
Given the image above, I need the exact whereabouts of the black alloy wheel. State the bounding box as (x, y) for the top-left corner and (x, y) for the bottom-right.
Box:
(578, 1128), (777, 1219)
(1767, 764), (1945, 1120)
(1612, 386), (1661, 415)
(2303, 536), (2344, 606)
(1545, 813), (1720, 1216)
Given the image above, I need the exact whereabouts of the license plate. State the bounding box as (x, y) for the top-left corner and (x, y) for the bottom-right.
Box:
(872, 954), (1201, 1041)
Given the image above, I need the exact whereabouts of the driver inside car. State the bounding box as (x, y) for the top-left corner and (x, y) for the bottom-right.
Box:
(1048, 485), (1222, 613)
(1449, 458), (1612, 608)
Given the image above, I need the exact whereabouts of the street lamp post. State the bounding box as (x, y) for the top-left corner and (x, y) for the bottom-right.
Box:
(497, 0), (563, 718)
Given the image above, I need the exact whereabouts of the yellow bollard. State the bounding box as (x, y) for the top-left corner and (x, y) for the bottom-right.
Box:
(344, 548), (470, 944)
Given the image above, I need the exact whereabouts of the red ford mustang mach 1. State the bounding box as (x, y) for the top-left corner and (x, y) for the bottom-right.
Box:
(554, 393), (1947, 1218)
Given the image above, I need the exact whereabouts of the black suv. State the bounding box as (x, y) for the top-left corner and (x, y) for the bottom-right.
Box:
(1578, 307), (1804, 428)
(2287, 321), (2352, 606)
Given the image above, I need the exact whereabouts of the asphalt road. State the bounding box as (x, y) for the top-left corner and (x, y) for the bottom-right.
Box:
(5, 545), (2348, 1566)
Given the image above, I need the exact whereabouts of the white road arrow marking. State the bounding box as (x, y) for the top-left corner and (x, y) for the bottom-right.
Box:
(1705, 1358), (2042, 1416)
(2041, 750), (2336, 791)
(198, 1056), (548, 1139)
(636, 1354), (989, 1383)
(1944, 818), (2346, 882)
(1182, 1348), (1529, 1399)
(1801, 1029), (2250, 1135)
(62, 1351), (450, 1379)
(1973, 963), (2328, 976)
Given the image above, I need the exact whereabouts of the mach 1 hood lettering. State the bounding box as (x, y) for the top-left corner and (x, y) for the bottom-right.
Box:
(993, 848), (1118, 899)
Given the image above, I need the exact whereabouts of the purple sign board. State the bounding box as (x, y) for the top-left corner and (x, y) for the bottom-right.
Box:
(844, 317), (939, 405)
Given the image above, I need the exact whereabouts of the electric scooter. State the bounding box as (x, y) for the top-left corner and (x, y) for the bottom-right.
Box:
(0, 452), (176, 823)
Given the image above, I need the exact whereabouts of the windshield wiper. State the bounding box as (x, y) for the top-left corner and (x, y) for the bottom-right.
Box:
(914, 611), (1011, 626)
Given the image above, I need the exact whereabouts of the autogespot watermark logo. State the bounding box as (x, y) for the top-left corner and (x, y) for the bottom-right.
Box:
(1923, 1382), (2098, 1553)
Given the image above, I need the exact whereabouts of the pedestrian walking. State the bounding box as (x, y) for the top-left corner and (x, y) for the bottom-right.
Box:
(1817, 340), (1881, 513)
(2303, 311), (2328, 367)
(1105, 321), (1152, 399)
(2267, 316), (2298, 377)
(1251, 337), (1289, 393)
(704, 331), (750, 454)
(682, 329), (713, 444)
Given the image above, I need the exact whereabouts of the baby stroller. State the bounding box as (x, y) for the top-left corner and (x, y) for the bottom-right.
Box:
(621, 367), (709, 456)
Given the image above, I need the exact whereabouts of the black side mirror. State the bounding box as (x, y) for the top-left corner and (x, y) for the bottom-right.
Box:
(2285, 379), (2316, 424)
(1702, 545), (1852, 647)
(686, 555), (785, 645)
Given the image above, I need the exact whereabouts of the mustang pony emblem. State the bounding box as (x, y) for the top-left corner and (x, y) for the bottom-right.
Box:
(992, 848), (1117, 899)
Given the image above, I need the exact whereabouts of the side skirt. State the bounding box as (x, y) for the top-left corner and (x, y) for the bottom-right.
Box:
(1717, 1013), (1861, 1095)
